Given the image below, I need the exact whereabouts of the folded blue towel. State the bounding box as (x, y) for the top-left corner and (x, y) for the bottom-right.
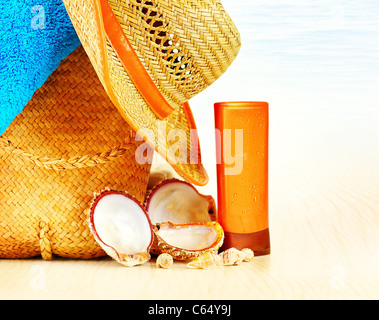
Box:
(0, 0), (80, 135)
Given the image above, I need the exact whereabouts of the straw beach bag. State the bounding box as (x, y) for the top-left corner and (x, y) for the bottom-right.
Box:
(0, 46), (151, 260)
(63, 0), (241, 186)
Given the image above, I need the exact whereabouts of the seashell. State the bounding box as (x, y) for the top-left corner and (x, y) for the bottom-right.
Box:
(156, 253), (174, 269)
(241, 248), (255, 262)
(151, 221), (224, 261)
(187, 252), (223, 269)
(88, 190), (154, 267)
(145, 178), (217, 224)
(219, 247), (245, 266)
(235, 250), (245, 265)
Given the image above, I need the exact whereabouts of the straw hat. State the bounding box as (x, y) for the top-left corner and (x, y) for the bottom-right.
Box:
(62, 0), (241, 186)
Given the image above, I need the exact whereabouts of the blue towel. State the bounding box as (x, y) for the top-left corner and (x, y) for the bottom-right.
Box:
(0, 0), (81, 135)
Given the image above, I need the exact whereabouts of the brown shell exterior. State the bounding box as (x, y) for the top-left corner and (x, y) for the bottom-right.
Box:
(151, 221), (224, 261)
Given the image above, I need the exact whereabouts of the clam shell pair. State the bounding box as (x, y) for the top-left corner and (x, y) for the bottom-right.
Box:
(88, 178), (223, 267)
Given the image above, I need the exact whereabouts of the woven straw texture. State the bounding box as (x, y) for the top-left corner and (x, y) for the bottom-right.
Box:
(62, 0), (241, 185)
(0, 46), (151, 260)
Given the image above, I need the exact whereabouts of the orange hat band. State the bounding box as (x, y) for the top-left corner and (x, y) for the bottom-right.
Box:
(94, 0), (175, 120)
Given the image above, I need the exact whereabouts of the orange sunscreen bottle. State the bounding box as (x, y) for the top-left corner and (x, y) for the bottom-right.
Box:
(214, 102), (270, 256)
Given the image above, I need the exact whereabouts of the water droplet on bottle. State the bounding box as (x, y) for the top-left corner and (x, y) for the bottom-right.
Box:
(233, 193), (237, 197)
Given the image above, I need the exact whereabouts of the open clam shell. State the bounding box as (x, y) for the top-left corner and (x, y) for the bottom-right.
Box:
(88, 190), (154, 267)
(151, 221), (224, 261)
(145, 179), (217, 224)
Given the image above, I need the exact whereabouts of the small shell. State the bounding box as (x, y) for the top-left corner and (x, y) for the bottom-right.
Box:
(219, 248), (245, 266)
(241, 248), (255, 262)
(156, 253), (174, 269)
(145, 179), (217, 224)
(187, 252), (222, 269)
(88, 190), (154, 267)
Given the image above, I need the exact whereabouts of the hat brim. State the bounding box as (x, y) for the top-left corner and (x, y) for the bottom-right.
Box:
(63, 0), (209, 186)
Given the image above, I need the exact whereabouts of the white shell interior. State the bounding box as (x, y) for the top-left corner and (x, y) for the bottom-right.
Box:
(93, 194), (152, 255)
(158, 225), (217, 251)
(148, 182), (211, 224)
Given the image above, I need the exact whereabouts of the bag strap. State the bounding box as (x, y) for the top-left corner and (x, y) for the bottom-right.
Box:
(0, 136), (134, 171)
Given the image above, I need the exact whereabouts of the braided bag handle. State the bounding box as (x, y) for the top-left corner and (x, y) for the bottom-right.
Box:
(0, 136), (135, 171)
